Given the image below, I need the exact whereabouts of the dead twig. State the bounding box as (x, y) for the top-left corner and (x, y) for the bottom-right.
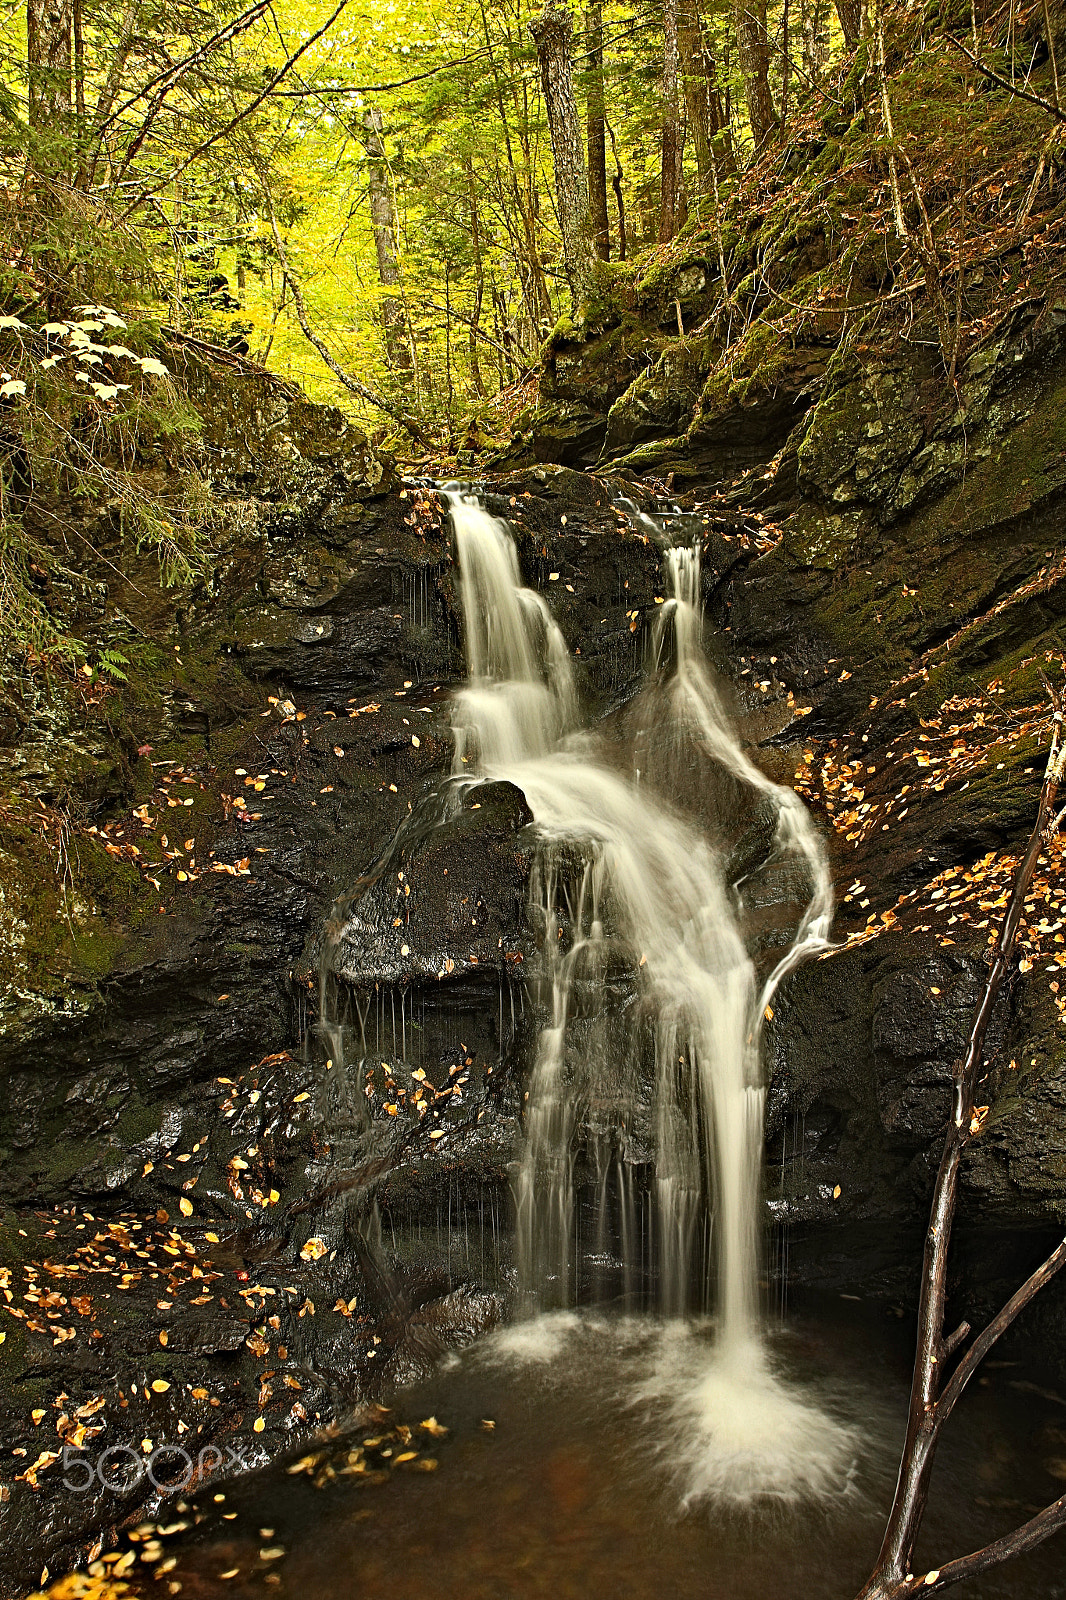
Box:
(946, 32), (1066, 122)
(262, 188), (430, 445)
(856, 681), (1066, 1598)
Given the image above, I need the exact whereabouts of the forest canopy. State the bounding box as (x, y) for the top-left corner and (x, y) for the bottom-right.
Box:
(2, 0), (1065, 656)
(0, 0), (858, 428)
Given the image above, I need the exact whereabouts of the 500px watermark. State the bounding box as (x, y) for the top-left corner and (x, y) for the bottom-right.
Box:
(61, 1442), (257, 1495)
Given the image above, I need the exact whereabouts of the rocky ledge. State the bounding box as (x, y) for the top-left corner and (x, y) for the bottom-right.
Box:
(2, 315), (1066, 1587)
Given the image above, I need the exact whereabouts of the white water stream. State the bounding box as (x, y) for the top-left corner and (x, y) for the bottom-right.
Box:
(449, 489), (850, 1495)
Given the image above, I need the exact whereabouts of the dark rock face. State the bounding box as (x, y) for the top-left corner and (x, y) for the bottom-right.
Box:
(4, 323), (1066, 1588)
(322, 780), (534, 989)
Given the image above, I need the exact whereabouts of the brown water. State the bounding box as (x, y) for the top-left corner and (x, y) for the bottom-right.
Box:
(139, 1299), (1066, 1600)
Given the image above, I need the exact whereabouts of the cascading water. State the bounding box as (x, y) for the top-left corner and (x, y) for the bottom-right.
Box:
(448, 489), (832, 1358)
(446, 488), (856, 1501)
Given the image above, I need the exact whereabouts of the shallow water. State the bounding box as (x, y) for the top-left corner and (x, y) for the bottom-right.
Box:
(152, 1299), (1066, 1599)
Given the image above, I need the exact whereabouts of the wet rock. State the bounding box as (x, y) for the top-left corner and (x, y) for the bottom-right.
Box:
(6, 306), (1066, 1591)
(322, 781), (534, 990)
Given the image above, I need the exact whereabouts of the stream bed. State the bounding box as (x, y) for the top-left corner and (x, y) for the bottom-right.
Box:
(116, 1296), (1066, 1600)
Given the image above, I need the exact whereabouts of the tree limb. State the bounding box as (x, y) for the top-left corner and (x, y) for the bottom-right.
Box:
(946, 33), (1066, 122)
(96, 2), (270, 140)
(264, 191), (429, 445)
(120, 2), (348, 218)
(856, 684), (1066, 1598)
(935, 1237), (1066, 1427)
(918, 1493), (1066, 1592)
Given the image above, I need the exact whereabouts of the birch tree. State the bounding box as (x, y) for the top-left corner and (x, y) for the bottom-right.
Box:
(530, 1), (596, 307)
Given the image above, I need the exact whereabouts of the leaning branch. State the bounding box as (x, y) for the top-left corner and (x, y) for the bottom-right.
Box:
(920, 1491), (1066, 1591)
(857, 682), (1066, 1599)
(935, 1237), (1066, 1426)
(946, 34), (1066, 122)
(264, 196), (429, 445)
(121, 1), (349, 219)
(96, 2), (271, 139)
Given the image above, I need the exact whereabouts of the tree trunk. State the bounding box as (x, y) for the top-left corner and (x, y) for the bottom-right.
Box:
(679, 0), (732, 194)
(360, 103), (412, 372)
(530, 1), (596, 307)
(734, 0), (778, 149)
(607, 118), (628, 260)
(466, 160), (487, 397)
(26, 0), (72, 174)
(801, 0), (830, 85)
(585, 0), (610, 258)
(72, 0), (86, 186)
(480, 0), (553, 327)
(833, 0), (864, 46)
(659, 0), (682, 241)
(88, 0), (142, 183)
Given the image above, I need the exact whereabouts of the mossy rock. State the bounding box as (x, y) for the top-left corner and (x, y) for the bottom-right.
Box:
(541, 314), (665, 412)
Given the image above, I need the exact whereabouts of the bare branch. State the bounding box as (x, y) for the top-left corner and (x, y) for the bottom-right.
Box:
(97, 2), (270, 139)
(919, 1493), (1066, 1592)
(121, 2), (349, 218)
(946, 33), (1066, 122)
(263, 189), (429, 445)
(856, 681), (1066, 1597)
(936, 1237), (1066, 1424)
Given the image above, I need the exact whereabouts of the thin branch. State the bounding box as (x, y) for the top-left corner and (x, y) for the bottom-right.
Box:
(417, 297), (531, 371)
(917, 1493), (1066, 1592)
(270, 49), (497, 97)
(263, 190), (429, 444)
(856, 684), (1066, 1598)
(120, 2), (349, 219)
(935, 1237), (1066, 1425)
(946, 33), (1066, 121)
(96, 2), (271, 139)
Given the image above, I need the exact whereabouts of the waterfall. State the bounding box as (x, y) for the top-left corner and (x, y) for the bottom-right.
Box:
(448, 490), (832, 1350)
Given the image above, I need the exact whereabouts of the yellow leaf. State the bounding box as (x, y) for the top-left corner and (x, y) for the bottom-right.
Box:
(151, 1379), (170, 1393)
(179, 1198), (193, 1217)
(253, 1415), (265, 1433)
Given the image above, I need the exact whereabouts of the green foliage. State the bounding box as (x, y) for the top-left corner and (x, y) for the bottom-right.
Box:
(0, 304), (206, 662)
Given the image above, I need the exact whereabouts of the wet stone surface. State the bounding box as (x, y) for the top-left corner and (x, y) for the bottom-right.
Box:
(5, 330), (1066, 1589)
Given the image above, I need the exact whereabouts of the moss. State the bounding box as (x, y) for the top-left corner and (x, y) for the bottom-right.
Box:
(908, 369), (1066, 549)
(541, 314), (665, 413)
(113, 1090), (168, 1149)
(633, 251), (718, 330)
(67, 925), (127, 978)
(577, 259), (633, 332)
(696, 320), (793, 422)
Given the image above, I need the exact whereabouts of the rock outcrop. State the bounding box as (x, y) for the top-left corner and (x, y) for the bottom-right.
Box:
(3, 310), (1066, 1588)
